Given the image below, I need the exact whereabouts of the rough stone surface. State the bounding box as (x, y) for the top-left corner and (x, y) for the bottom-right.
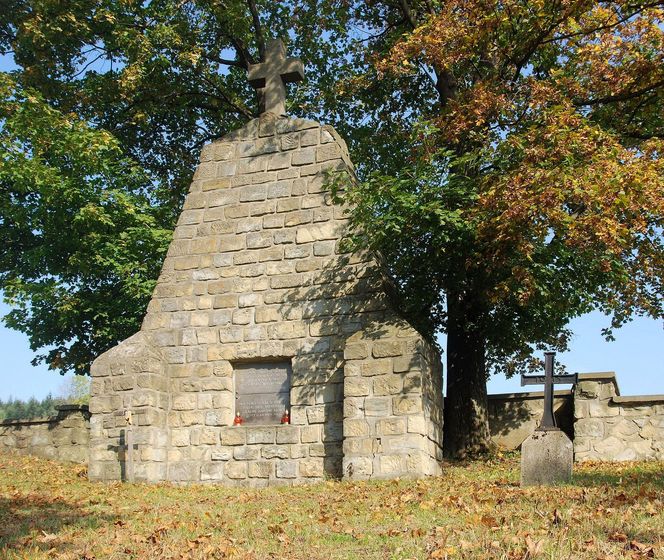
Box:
(342, 324), (443, 480)
(0, 405), (90, 464)
(87, 114), (445, 486)
(521, 430), (573, 486)
(574, 373), (664, 462)
(488, 391), (573, 450)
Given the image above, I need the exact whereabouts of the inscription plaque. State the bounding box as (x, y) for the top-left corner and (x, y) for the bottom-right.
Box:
(234, 361), (291, 425)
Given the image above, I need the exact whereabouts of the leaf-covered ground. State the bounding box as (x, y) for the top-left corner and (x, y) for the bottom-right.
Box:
(0, 452), (662, 560)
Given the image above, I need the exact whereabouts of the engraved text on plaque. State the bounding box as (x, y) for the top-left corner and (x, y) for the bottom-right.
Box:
(234, 361), (291, 425)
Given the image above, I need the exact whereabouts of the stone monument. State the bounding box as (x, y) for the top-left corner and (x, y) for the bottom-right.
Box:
(88, 39), (444, 486)
(520, 352), (576, 486)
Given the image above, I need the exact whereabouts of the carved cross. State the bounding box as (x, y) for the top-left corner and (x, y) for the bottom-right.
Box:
(247, 38), (304, 116)
(521, 352), (577, 431)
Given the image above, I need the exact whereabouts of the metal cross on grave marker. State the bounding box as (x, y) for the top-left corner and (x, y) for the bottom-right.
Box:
(247, 38), (304, 116)
(521, 352), (578, 431)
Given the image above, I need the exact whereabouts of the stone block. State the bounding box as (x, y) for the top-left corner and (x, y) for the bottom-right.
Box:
(234, 446), (261, 461)
(268, 152), (292, 170)
(290, 445), (307, 459)
(291, 386), (316, 406)
(249, 461), (273, 478)
(588, 400), (620, 417)
(300, 458), (324, 478)
(364, 398), (390, 417)
(199, 429), (219, 445)
(403, 373), (422, 393)
(276, 460), (297, 479)
(220, 427), (246, 446)
(343, 438), (374, 456)
(261, 445), (289, 459)
(169, 462), (199, 482)
(201, 463), (225, 481)
(306, 406), (327, 424)
(362, 360), (393, 377)
(171, 428), (191, 447)
(373, 375), (403, 396)
(393, 397), (422, 415)
(298, 129), (318, 146)
(276, 426), (300, 444)
(609, 418), (640, 440)
(343, 397), (364, 419)
(344, 343), (368, 360)
(372, 341), (402, 358)
(574, 418), (604, 438)
(226, 461), (248, 480)
(577, 381), (599, 399)
(292, 149), (315, 166)
(379, 454), (404, 474)
(574, 401), (589, 420)
(407, 416), (426, 435)
(593, 435), (626, 457)
(377, 418), (406, 436)
(280, 133), (299, 150)
(521, 430), (573, 486)
(246, 427), (275, 445)
(301, 426), (320, 443)
(344, 457), (373, 479)
(211, 450), (232, 461)
(344, 419), (370, 437)
(344, 377), (371, 397)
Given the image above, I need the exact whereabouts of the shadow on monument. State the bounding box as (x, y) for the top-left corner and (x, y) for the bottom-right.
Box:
(277, 243), (432, 479)
(0, 494), (117, 553)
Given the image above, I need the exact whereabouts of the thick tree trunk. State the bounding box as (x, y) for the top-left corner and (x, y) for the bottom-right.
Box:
(443, 293), (492, 459)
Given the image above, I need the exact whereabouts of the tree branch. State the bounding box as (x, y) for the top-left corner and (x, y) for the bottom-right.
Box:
(398, 0), (418, 29)
(221, 32), (255, 67)
(246, 0), (265, 59)
(574, 79), (664, 106)
(203, 54), (246, 69)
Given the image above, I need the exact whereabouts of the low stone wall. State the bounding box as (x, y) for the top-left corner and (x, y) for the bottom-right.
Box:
(488, 390), (573, 450)
(574, 373), (664, 461)
(0, 405), (90, 463)
(1, 372), (661, 467)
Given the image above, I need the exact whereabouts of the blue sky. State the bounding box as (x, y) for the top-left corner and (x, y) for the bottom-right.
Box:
(0, 43), (661, 402)
(0, 298), (661, 400)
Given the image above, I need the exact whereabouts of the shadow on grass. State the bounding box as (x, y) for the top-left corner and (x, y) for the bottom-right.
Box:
(572, 463), (664, 490)
(0, 494), (117, 554)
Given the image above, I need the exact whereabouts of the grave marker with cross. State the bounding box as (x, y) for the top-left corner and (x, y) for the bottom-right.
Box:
(520, 351), (577, 486)
(247, 38), (304, 116)
(521, 351), (577, 431)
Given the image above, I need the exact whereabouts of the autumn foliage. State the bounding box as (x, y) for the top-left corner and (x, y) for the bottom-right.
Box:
(332, 1), (664, 456)
(1, 452), (663, 559)
(361, 0), (664, 354)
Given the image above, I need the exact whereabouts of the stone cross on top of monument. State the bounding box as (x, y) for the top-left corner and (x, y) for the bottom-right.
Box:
(247, 38), (304, 116)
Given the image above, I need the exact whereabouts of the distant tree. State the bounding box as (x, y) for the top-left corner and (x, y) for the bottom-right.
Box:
(58, 375), (91, 405)
(0, 393), (59, 420)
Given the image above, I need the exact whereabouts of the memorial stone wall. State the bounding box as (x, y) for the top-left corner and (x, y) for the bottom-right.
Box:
(88, 114), (444, 486)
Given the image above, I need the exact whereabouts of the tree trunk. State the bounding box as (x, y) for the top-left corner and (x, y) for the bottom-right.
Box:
(443, 293), (491, 459)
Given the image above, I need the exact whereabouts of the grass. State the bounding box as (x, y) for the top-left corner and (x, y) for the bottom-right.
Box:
(0, 452), (662, 559)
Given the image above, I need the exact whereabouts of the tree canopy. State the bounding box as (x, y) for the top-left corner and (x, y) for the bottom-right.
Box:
(1, 0), (662, 456)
